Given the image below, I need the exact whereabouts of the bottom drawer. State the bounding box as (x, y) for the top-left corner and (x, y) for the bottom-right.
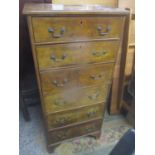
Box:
(47, 119), (102, 144)
(46, 103), (104, 129)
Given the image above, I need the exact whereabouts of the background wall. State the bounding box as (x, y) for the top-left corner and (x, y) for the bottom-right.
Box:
(52, 0), (118, 7)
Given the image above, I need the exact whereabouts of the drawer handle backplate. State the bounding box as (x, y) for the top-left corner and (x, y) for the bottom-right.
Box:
(90, 74), (103, 80)
(97, 25), (111, 36)
(55, 116), (71, 125)
(85, 126), (96, 132)
(50, 53), (67, 62)
(87, 110), (97, 118)
(48, 27), (65, 38)
(88, 91), (100, 100)
(52, 78), (68, 87)
(54, 99), (73, 106)
(57, 132), (68, 140)
(92, 50), (107, 56)
(54, 99), (66, 106)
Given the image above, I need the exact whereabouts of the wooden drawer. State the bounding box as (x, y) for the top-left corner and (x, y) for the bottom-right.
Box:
(32, 17), (124, 43)
(36, 41), (119, 70)
(43, 85), (109, 114)
(40, 68), (78, 95)
(48, 119), (102, 144)
(40, 63), (114, 95)
(78, 63), (114, 87)
(46, 103), (104, 129)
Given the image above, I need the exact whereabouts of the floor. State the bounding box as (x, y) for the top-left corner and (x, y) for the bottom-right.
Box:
(19, 104), (132, 155)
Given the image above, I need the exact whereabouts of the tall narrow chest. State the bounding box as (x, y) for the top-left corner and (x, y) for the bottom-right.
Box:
(23, 3), (129, 152)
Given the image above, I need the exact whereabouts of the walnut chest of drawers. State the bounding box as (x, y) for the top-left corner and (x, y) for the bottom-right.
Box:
(23, 3), (129, 152)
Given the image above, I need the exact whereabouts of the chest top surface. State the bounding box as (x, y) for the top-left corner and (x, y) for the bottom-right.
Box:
(23, 3), (129, 15)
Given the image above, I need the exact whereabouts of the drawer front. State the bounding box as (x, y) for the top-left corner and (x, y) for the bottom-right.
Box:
(48, 119), (102, 144)
(47, 103), (104, 129)
(32, 17), (124, 43)
(40, 63), (114, 95)
(36, 41), (119, 70)
(78, 63), (114, 87)
(43, 85), (109, 114)
(40, 68), (78, 95)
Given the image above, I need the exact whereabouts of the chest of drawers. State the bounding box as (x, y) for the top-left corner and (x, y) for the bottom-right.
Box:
(23, 3), (129, 152)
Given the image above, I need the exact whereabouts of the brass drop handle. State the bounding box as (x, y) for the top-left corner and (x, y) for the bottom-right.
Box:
(87, 110), (97, 118)
(88, 91), (100, 100)
(97, 25), (111, 36)
(48, 27), (65, 38)
(55, 117), (70, 125)
(90, 74), (103, 80)
(52, 78), (68, 87)
(54, 99), (66, 106)
(57, 132), (68, 140)
(85, 126), (95, 132)
(50, 53), (67, 62)
(92, 50), (107, 56)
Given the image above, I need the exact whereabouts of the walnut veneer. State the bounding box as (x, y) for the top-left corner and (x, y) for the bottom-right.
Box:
(23, 3), (129, 152)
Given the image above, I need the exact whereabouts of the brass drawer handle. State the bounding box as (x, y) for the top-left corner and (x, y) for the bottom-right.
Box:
(55, 117), (70, 125)
(48, 27), (65, 38)
(88, 91), (100, 100)
(85, 126), (96, 132)
(92, 50), (107, 56)
(57, 132), (68, 140)
(52, 78), (68, 87)
(97, 25), (111, 36)
(90, 74), (103, 80)
(87, 110), (97, 118)
(50, 53), (67, 62)
(54, 99), (66, 106)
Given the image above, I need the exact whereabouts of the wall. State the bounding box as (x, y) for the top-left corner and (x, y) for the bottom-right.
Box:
(53, 0), (118, 7)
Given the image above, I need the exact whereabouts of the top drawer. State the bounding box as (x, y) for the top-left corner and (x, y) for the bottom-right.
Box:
(32, 17), (124, 43)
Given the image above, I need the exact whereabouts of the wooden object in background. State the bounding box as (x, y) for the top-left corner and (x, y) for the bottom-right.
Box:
(109, 0), (135, 114)
(19, 92), (30, 121)
(23, 3), (129, 152)
(124, 46), (135, 82)
(19, 0), (51, 115)
(129, 19), (135, 46)
(122, 69), (135, 127)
